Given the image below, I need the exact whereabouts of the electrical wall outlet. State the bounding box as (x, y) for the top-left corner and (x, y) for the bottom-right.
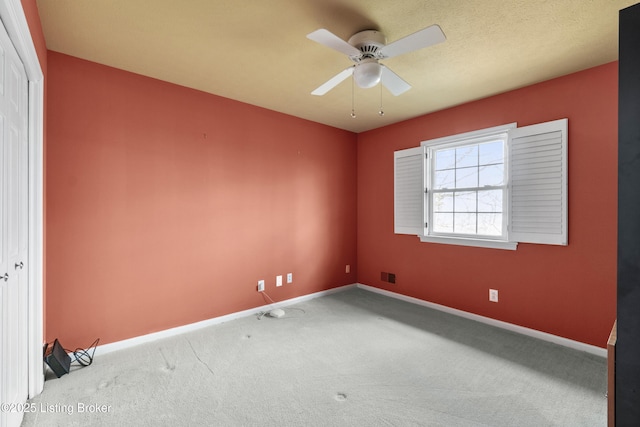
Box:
(489, 289), (499, 302)
(346, 264), (351, 274)
(287, 273), (293, 284)
(276, 275), (283, 287)
(257, 280), (265, 292)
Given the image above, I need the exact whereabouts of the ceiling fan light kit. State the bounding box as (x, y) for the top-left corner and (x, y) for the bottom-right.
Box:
(307, 25), (446, 100)
(353, 58), (382, 88)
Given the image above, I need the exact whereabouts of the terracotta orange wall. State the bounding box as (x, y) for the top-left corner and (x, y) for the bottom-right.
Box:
(21, 0), (47, 71)
(357, 62), (618, 348)
(46, 52), (357, 347)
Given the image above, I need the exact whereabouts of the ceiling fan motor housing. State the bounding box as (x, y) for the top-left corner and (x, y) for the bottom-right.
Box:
(347, 30), (387, 61)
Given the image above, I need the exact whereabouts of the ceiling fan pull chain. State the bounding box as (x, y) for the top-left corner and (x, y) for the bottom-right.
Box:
(379, 83), (384, 116)
(351, 75), (356, 118)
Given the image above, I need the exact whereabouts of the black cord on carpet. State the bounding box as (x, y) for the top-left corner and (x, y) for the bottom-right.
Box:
(64, 338), (100, 367)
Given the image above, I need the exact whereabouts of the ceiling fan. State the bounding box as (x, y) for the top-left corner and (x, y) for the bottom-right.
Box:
(307, 25), (446, 96)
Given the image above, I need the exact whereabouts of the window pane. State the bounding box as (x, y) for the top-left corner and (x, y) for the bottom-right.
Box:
(479, 164), (504, 186)
(454, 213), (476, 234)
(433, 213), (453, 233)
(479, 141), (503, 165)
(456, 145), (478, 168)
(456, 166), (478, 188)
(454, 191), (476, 212)
(434, 169), (454, 189)
(433, 192), (453, 212)
(435, 149), (455, 170)
(478, 189), (503, 212)
(478, 213), (502, 236)
(428, 136), (507, 239)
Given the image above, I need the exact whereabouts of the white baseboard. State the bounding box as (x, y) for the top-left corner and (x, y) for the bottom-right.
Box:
(356, 283), (607, 358)
(94, 282), (605, 359)
(95, 284), (357, 357)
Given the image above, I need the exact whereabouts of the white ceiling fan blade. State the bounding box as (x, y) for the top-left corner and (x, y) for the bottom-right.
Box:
(307, 29), (361, 57)
(312, 66), (355, 95)
(379, 25), (446, 59)
(381, 65), (411, 96)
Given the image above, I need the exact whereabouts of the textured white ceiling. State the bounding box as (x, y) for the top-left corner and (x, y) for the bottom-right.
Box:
(36, 0), (635, 133)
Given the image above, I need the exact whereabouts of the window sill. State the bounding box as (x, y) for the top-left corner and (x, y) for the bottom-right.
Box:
(419, 235), (518, 250)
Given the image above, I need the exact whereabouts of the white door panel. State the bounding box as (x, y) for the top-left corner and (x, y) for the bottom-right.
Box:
(0, 14), (29, 427)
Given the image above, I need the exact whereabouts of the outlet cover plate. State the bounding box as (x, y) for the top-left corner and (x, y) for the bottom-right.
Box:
(489, 289), (499, 302)
(276, 275), (283, 287)
(287, 273), (293, 283)
(257, 280), (265, 292)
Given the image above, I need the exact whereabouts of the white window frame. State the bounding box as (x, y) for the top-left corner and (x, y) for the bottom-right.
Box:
(425, 124), (512, 243)
(394, 119), (568, 250)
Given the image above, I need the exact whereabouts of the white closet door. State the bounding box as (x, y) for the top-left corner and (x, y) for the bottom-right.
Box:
(0, 14), (29, 427)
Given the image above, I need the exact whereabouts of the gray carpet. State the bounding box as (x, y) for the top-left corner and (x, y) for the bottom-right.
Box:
(22, 288), (606, 426)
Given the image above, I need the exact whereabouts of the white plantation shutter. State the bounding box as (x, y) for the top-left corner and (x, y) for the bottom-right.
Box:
(508, 119), (568, 245)
(394, 147), (425, 235)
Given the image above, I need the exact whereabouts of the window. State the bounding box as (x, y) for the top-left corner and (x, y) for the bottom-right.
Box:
(431, 135), (507, 239)
(394, 119), (567, 250)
